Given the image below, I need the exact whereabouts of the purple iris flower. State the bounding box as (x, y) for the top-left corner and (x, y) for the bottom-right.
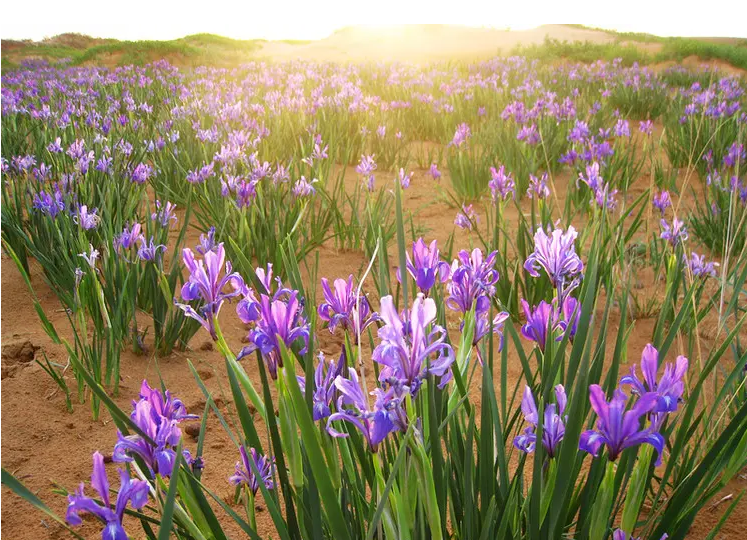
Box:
(79, 245), (100, 269)
(579, 162), (602, 191)
(151, 200), (177, 228)
(327, 367), (406, 451)
(186, 162), (215, 184)
(446, 248), (499, 315)
(373, 294), (455, 393)
(356, 154), (377, 177)
(66, 452), (149, 540)
(582, 139), (615, 163)
(229, 446), (275, 495)
(520, 296), (579, 351)
(577, 162), (618, 210)
(255, 263), (288, 297)
(33, 162), (53, 182)
(67, 139), (86, 160)
(592, 183), (619, 211)
(429, 163), (441, 181)
(639, 120), (654, 135)
(560, 296), (581, 338)
(450, 123), (471, 148)
(175, 244), (245, 340)
(517, 124), (540, 145)
(559, 150), (579, 166)
(96, 155), (113, 174)
(114, 223), (143, 254)
(684, 252), (719, 278)
(660, 218), (688, 247)
(33, 189), (66, 218)
(398, 168), (413, 189)
(237, 290), (310, 379)
(579, 385), (665, 465)
(298, 350), (347, 421)
(137, 380), (198, 423)
(317, 275), (379, 335)
(569, 120), (590, 143)
(292, 176), (318, 197)
(454, 204), (478, 230)
(196, 226), (217, 255)
(47, 137), (63, 153)
(520, 300), (556, 351)
(272, 163), (290, 184)
(527, 173), (550, 199)
(723, 142), (746, 169)
(619, 344), (688, 429)
(137, 237), (166, 262)
(489, 165), (516, 202)
(473, 310), (510, 352)
(653, 191), (672, 216)
(235, 264), (293, 327)
(130, 163), (153, 184)
(397, 238), (451, 295)
(356, 154), (377, 189)
(524, 226), (584, 297)
(312, 142), (329, 161)
(614, 119), (631, 137)
(73, 205), (99, 230)
(112, 399), (186, 477)
(513, 385), (567, 458)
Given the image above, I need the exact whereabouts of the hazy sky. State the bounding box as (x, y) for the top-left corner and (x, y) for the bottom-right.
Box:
(1, 0), (744, 41)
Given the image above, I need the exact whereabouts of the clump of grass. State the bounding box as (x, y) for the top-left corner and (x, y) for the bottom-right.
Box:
(511, 32), (747, 72)
(2, 33), (264, 68)
(656, 37), (747, 70)
(512, 38), (653, 66)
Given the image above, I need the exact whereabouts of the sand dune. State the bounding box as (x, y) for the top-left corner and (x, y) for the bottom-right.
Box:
(255, 24), (618, 62)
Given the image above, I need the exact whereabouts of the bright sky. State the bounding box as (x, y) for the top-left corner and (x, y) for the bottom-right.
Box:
(1, 0), (744, 41)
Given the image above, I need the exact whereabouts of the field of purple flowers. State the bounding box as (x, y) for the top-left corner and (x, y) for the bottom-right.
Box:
(1, 56), (746, 540)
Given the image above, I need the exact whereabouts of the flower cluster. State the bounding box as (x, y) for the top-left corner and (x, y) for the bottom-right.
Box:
(327, 367), (407, 451)
(175, 243), (245, 340)
(317, 275), (379, 336)
(454, 204), (478, 230)
(67, 380), (196, 538)
(514, 385), (567, 457)
(684, 252), (718, 278)
(520, 296), (580, 351)
(578, 162), (618, 210)
(299, 349), (347, 421)
(527, 172), (551, 199)
(113, 380), (197, 477)
(236, 274), (310, 379)
(446, 248), (500, 315)
(356, 154), (377, 190)
(660, 218), (688, 247)
(580, 344), (688, 464)
(373, 294), (455, 393)
(229, 446), (275, 495)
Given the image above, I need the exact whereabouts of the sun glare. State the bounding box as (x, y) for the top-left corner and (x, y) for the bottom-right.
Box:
(1, 0), (745, 41)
